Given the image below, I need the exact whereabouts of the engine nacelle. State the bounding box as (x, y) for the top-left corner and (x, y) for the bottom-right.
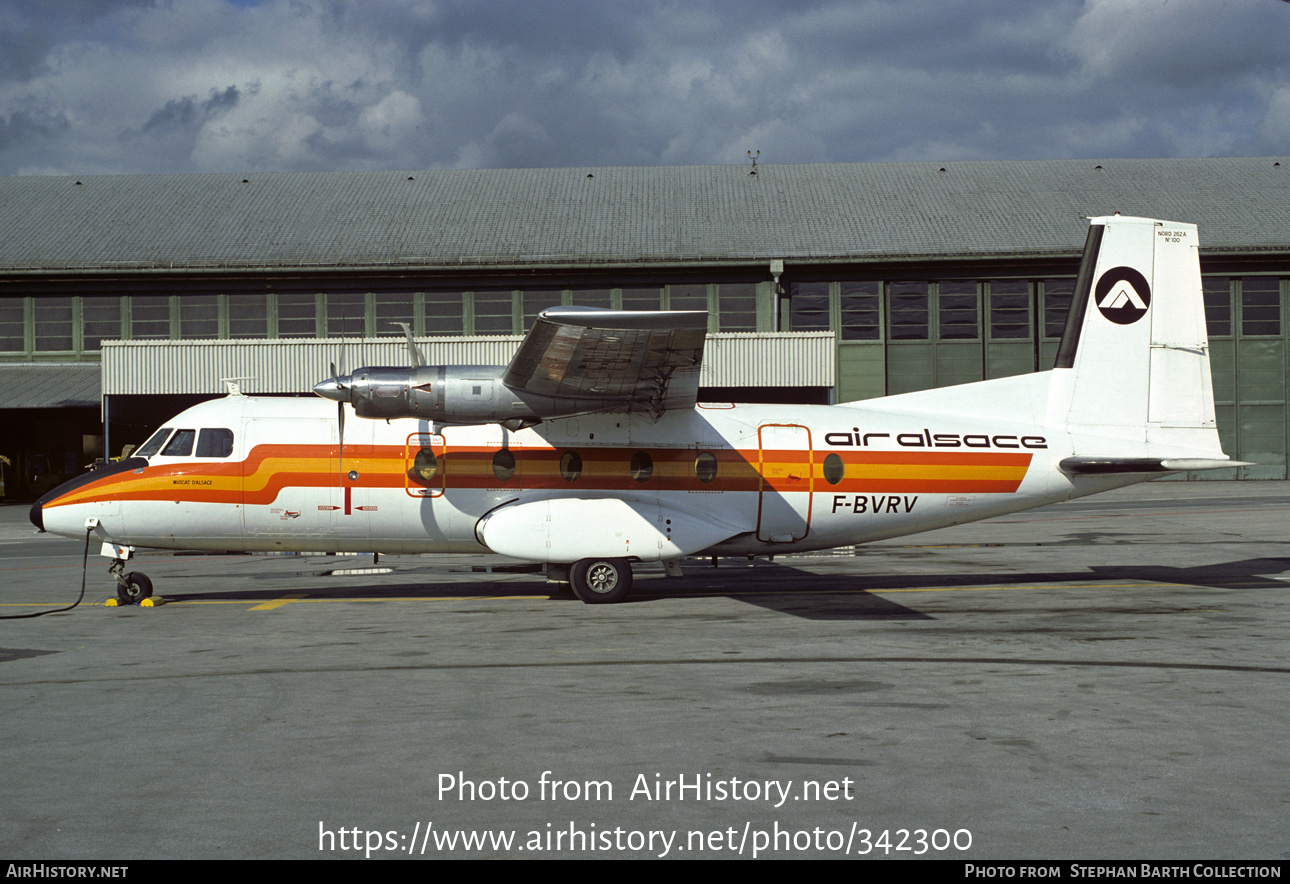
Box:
(315, 365), (633, 428)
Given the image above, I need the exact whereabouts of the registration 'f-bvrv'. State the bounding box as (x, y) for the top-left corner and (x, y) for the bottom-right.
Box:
(33, 216), (1242, 603)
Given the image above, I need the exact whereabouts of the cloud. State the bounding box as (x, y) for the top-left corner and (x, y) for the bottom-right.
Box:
(0, 0), (1286, 175)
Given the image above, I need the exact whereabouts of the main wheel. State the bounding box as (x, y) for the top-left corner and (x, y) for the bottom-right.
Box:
(117, 572), (153, 604)
(569, 558), (632, 604)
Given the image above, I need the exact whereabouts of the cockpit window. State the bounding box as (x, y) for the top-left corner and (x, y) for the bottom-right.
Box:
(196, 428), (235, 458)
(161, 429), (196, 457)
(135, 427), (174, 458)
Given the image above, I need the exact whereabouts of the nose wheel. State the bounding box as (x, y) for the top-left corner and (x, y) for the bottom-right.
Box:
(108, 558), (153, 604)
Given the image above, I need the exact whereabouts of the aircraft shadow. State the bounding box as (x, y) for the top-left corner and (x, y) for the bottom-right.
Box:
(144, 555), (1290, 622)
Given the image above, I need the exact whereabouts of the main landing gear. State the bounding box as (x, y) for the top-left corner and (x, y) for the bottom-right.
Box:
(568, 557), (633, 604)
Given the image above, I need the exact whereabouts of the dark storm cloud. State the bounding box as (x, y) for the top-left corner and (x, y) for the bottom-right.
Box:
(0, 0), (1286, 175)
(142, 86), (241, 133)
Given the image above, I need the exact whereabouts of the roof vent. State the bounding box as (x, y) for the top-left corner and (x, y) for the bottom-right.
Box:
(586, 173), (593, 178)
(407, 176), (415, 181)
(1094, 165), (1103, 170)
(242, 178), (249, 184)
(939, 167), (946, 172)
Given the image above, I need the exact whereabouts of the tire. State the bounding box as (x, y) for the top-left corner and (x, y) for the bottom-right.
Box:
(569, 558), (632, 604)
(117, 572), (153, 604)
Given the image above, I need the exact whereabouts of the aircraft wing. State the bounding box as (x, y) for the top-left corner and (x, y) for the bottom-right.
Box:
(502, 307), (708, 418)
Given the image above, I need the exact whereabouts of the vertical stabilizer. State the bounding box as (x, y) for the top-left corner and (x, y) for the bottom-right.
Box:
(1049, 216), (1222, 457)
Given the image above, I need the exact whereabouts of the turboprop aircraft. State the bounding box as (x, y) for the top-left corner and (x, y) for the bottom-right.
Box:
(31, 215), (1243, 604)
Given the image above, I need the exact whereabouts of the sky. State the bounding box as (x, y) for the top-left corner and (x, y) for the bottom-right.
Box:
(0, 0), (1287, 176)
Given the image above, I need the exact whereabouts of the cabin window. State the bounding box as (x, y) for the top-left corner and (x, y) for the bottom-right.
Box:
(559, 451), (582, 482)
(196, 428), (234, 458)
(694, 451), (718, 483)
(823, 453), (845, 485)
(135, 428), (174, 458)
(630, 451), (653, 482)
(160, 429), (196, 457)
(492, 449), (516, 481)
(409, 448), (439, 482)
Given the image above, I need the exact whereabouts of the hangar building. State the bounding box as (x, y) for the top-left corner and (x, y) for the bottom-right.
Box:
(1, 157), (1288, 495)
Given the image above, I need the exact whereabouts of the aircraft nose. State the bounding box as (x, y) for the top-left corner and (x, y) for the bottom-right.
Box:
(313, 377), (346, 402)
(29, 498), (44, 532)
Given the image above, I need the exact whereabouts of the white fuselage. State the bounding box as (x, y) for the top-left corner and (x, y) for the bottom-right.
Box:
(38, 389), (1135, 562)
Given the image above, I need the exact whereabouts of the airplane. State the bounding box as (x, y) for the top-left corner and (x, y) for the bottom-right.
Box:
(30, 215), (1244, 605)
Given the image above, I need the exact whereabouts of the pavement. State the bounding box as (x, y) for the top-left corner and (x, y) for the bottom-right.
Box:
(1, 480), (1288, 860)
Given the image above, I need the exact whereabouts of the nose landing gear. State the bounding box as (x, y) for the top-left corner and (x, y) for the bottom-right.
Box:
(109, 559), (154, 605)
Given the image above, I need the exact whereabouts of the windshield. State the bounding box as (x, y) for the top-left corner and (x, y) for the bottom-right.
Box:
(134, 427), (174, 458)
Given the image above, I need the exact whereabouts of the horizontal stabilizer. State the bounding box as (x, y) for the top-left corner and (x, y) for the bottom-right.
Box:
(1059, 457), (1249, 476)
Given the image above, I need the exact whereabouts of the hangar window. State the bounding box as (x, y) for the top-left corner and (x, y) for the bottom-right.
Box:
(474, 290), (515, 335)
(668, 284), (709, 313)
(1, 299), (26, 351)
(34, 296), (73, 351)
(694, 451), (718, 483)
(523, 288), (564, 327)
(789, 282), (830, 332)
(277, 293), (318, 337)
(839, 281), (881, 340)
(130, 295), (171, 340)
(1042, 279), (1075, 339)
(630, 451), (653, 482)
(491, 449), (516, 482)
(180, 295), (218, 338)
(888, 282), (929, 340)
(135, 428), (174, 458)
(988, 280), (1031, 340)
(196, 428), (234, 458)
(229, 294), (269, 338)
(559, 450), (582, 482)
(1202, 277), (1231, 337)
(326, 292), (367, 338)
(374, 293), (414, 333)
(1240, 278), (1280, 337)
(621, 287), (663, 311)
(81, 297), (122, 352)
(424, 292), (465, 335)
(411, 448), (440, 482)
(937, 281), (978, 340)
(569, 288), (613, 310)
(160, 429), (196, 457)
(718, 283), (757, 331)
(823, 453), (845, 485)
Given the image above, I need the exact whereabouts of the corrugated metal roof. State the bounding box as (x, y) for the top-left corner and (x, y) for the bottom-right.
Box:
(2, 158), (1287, 273)
(0, 363), (100, 408)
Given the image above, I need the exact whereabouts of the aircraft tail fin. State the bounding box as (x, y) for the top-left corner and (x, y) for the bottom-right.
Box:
(1047, 215), (1227, 459)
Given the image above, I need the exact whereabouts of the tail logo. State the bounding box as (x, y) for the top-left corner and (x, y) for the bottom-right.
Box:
(1095, 267), (1151, 325)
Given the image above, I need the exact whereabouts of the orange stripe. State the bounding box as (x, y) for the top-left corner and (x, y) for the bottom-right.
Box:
(47, 444), (1032, 508)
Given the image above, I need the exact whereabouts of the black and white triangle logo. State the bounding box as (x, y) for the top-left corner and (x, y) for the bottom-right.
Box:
(1095, 266), (1151, 325)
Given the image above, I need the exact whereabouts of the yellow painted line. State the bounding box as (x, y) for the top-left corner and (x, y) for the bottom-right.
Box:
(248, 593), (310, 610)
